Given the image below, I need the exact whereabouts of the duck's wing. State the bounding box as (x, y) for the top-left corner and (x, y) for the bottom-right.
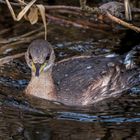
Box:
(52, 55), (123, 105)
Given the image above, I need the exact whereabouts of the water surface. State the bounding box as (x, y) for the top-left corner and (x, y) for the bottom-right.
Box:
(0, 22), (140, 140)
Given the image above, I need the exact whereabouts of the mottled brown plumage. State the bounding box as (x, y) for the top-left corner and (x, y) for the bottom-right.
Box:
(25, 39), (139, 106)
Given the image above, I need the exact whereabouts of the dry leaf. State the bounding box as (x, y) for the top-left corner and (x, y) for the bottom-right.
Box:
(5, 0), (37, 21)
(17, 0), (37, 21)
(37, 4), (47, 40)
(5, 0), (48, 39)
(5, 0), (17, 20)
(18, 0), (26, 5)
(28, 7), (39, 24)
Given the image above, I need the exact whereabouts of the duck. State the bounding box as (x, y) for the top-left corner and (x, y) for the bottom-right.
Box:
(25, 39), (139, 106)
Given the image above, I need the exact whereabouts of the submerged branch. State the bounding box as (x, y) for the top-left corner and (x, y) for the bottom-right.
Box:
(0, 31), (44, 53)
(46, 14), (89, 29)
(0, 27), (43, 44)
(0, 52), (25, 66)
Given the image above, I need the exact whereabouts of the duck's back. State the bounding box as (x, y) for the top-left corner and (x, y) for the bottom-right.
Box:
(53, 56), (139, 106)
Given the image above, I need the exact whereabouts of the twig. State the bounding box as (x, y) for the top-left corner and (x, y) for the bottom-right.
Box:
(0, 52), (25, 66)
(49, 9), (83, 16)
(0, 27), (43, 44)
(0, 0), (19, 6)
(0, 28), (11, 35)
(0, 24), (21, 35)
(0, 32), (44, 53)
(106, 12), (140, 32)
(46, 14), (89, 29)
(124, 0), (132, 21)
(46, 14), (110, 34)
(45, 5), (81, 12)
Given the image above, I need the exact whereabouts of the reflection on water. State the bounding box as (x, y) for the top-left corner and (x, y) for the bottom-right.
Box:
(0, 24), (140, 139)
(1, 96), (140, 140)
(0, 55), (140, 139)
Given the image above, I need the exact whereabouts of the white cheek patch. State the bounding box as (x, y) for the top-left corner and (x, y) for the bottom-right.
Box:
(44, 63), (53, 71)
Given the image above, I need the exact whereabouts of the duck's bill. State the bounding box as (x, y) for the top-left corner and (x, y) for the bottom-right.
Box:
(34, 63), (41, 77)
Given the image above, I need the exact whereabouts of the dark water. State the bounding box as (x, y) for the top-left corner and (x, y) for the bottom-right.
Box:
(0, 22), (140, 140)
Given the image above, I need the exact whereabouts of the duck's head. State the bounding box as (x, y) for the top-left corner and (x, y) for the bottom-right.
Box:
(25, 39), (55, 77)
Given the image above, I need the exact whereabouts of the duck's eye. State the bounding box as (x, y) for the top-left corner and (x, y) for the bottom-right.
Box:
(46, 55), (50, 60)
(29, 53), (32, 60)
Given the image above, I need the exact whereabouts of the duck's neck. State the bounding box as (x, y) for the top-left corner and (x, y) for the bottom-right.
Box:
(26, 70), (57, 101)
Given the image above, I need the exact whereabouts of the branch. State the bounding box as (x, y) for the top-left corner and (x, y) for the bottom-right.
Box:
(0, 27), (43, 44)
(106, 12), (140, 32)
(0, 52), (25, 66)
(1, 0), (140, 32)
(0, 31), (44, 53)
(79, 0), (140, 32)
(46, 14), (89, 29)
